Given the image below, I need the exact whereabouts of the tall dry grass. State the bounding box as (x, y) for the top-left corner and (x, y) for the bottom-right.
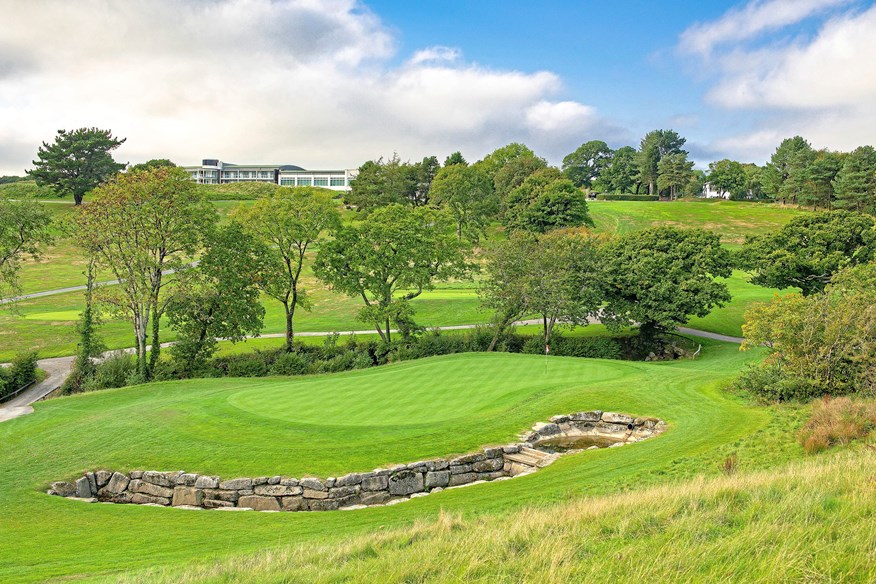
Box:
(116, 449), (876, 583)
(798, 396), (876, 454)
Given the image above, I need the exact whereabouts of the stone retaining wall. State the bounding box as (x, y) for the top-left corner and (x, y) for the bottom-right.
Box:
(48, 411), (665, 512)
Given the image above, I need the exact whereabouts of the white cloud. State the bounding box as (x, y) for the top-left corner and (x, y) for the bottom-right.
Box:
(679, 0), (850, 58)
(0, 0), (614, 174)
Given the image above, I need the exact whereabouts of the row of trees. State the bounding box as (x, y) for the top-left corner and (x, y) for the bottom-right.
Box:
(347, 143), (593, 241)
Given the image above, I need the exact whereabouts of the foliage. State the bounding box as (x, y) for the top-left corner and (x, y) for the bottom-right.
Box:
(71, 166), (216, 378)
(562, 140), (612, 188)
(593, 146), (639, 194)
(707, 159), (747, 199)
(504, 168), (593, 233)
(232, 187), (341, 350)
(444, 151), (467, 166)
(656, 152), (694, 200)
(63, 258), (105, 394)
(491, 154), (548, 200)
(601, 226), (732, 342)
(81, 352), (138, 391)
(800, 150), (843, 209)
(0, 198), (54, 300)
(740, 263), (876, 400)
(480, 230), (604, 349)
(0, 180), (56, 199)
(0, 175), (28, 185)
(636, 129), (687, 196)
(798, 397), (876, 454)
(595, 193), (659, 201)
(762, 136), (813, 203)
(314, 204), (472, 342)
(429, 164), (498, 242)
(345, 154), (439, 210)
(128, 159), (177, 172)
(833, 145), (876, 213)
(166, 223), (267, 372)
(738, 210), (876, 295)
(477, 142), (538, 179)
(27, 127), (126, 204)
(197, 181), (283, 201)
(0, 351), (38, 399)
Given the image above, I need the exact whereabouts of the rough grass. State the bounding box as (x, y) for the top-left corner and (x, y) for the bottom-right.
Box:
(799, 396), (876, 454)
(0, 345), (785, 582)
(120, 448), (876, 583)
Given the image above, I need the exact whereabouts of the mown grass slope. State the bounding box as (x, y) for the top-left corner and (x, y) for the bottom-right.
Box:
(128, 448), (875, 583)
(0, 344), (782, 582)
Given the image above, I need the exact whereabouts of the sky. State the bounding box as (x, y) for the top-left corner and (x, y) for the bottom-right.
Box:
(1, 0), (875, 174)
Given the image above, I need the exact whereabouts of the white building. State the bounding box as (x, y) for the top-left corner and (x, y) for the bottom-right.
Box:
(183, 159), (357, 192)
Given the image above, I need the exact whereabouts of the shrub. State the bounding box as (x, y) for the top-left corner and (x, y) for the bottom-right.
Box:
(595, 193), (659, 201)
(8, 351), (38, 389)
(269, 352), (310, 376)
(223, 353), (271, 378)
(798, 396), (876, 454)
(553, 337), (623, 360)
(732, 361), (825, 402)
(83, 352), (137, 391)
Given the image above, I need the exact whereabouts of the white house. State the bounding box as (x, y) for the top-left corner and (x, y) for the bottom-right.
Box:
(183, 159), (357, 192)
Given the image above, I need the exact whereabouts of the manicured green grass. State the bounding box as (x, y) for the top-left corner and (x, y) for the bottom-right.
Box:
(588, 198), (807, 245)
(0, 345), (785, 582)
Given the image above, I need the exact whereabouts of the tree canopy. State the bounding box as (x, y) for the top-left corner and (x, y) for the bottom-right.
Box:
(601, 227), (732, 340)
(429, 164), (498, 242)
(232, 187), (341, 350)
(707, 159), (747, 199)
(313, 204), (471, 342)
(0, 199), (54, 300)
(562, 140), (613, 189)
(833, 145), (876, 213)
(28, 127), (126, 204)
(636, 129), (687, 196)
(738, 210), (876, 296)
(504, 168), (593, 233)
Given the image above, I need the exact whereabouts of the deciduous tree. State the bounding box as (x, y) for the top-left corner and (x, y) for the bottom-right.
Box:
(0, 199), (53, 300)
(233, 187), (341, 351)
(504, 168), (593, 233)
(707, 159), (747, 199)
(430, 164), (497, 242)
(562, 140), (613, 188)
(314, 204), (471, 343)
(738, 210), (876, 296)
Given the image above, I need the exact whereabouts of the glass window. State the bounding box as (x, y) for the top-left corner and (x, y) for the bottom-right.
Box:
(280, 178), (294, 186)
(314, 178), (328, 186)
(297, 177), (312, 186)
(330, 177), (346, 187)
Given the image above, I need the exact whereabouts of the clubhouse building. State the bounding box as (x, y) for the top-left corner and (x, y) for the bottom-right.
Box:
(183, 159), (357, 192)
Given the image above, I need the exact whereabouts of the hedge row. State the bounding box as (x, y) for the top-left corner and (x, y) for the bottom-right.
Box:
(595, 194), (660, 201)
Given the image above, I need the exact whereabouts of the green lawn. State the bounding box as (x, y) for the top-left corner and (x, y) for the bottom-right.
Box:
(0, 344), (800, 582)
(588, 198), (807, 245)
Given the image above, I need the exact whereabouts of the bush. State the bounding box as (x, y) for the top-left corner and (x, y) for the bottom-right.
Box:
(733, 361), (824, 402)
(798, 396), (876, 453)
(553, 336), (623, 360)
(223, 353), (271, 378)
(269, 352), (310, 376)
(596, 193), (660, 201)
(82, 352), (137, 391)
(8, 351), (38, 389)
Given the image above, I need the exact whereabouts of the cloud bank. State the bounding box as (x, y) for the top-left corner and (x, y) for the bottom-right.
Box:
(0, 0), (617, 174)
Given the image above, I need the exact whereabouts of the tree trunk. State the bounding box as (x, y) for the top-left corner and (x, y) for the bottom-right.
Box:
(385, 317), (392, 344)
(284, 302), (294, 352)
(73, 192), (84, 206)
(149, 307), (161, 377)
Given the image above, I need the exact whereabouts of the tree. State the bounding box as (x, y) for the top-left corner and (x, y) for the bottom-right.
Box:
(742, 164), (766, 200)
(345, 154), (414, 211)
(313, 204), (471, 343)
(28, 127), (126, 205)
(129, 159), (177, 172)
(478, 143), (538, 179)
(167, 223), (267, 372)
(601, 227), (732, 343)
(562, 140), (613, 189)
(636, 130), (687, 195)
(762, 136), (813, 203)
(504, 168), (593, 233)
(0, 199), (53, 300)
(491, 154), (547, 200)
(707, 159), (747, 199)
(71, 167), (215, 378)
(411, 155), (440, 206)
(800, 150), (843, 209)
(833, 145), (876, 213)
(444, 151), (468, 166)
(63, 257), (105, 393)
(480, 229), (604, 352)
(657, 152), (694, 200)
(741, 263), (876, 399)
(233, 187), (341, 351)
(594, 146), (638, 194)
(738, 210), (876, 296)
(430, 164), (498, 242)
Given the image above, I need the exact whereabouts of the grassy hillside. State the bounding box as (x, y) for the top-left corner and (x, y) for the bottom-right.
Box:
(127, 447), (876, 583)
(0, 345), (793, 582)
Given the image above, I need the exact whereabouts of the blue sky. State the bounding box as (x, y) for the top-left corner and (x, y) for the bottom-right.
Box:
(1, 0), (874, 173)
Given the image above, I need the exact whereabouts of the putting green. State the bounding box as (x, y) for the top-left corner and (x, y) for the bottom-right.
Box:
(0, 346), (769, 582)
(22, 309), (81, 321)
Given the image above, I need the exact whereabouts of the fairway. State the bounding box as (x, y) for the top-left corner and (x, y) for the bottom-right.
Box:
(0, 345), (780, 582)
